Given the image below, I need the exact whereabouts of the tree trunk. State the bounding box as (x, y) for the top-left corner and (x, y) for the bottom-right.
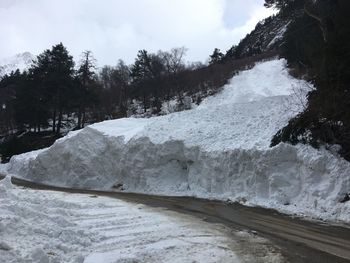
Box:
(304, 0), (327, 42)
(77, 106), (82, 129)
(57, 108), (63, 134)
(52, 108), (56, 133)
(143, 95), (147, 113)
(82, 110), (86, 128)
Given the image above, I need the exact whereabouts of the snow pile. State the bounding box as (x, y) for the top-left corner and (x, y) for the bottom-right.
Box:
(2, 59), (350, 223)
(0, 177), (283, 263)
(1, 148), (45, 176)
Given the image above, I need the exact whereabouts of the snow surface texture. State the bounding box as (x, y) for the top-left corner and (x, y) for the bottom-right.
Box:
(2, 59), (350, 223)
(0, 177), (283, 263)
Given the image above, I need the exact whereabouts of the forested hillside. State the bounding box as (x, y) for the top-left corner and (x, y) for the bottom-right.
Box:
(1, 0), (349, 162)
(267, 0), (350, 160)
(221, 1), (303, 61)
(0, 44), (276, 162)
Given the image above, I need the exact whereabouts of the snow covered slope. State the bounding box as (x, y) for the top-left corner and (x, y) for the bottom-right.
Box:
(0, 52), (35, 77)
(2, 59), (350, 223)
(224, 7), (302, 60)
(0, 177), (283, 263)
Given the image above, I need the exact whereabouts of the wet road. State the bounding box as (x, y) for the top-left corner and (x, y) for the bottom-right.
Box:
(3, 175), (350, 263)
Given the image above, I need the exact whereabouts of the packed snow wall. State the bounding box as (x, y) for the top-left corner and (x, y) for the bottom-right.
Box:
(2, 59), (350, 222)
(6, 128), (350, 222)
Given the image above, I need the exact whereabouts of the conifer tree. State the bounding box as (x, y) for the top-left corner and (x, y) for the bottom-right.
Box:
(30, 43), (75, 134)
(209, 48), (224, 65)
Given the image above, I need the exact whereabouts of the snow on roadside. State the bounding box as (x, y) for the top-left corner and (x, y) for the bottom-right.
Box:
(2, 59), (350, 223)
(0, 148), (45, 176)
(0, 177), (283, 263)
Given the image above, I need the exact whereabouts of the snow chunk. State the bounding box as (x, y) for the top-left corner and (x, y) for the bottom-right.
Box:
(0, 175), (13, 189)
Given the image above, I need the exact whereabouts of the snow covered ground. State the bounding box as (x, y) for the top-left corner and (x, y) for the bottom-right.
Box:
(0, 176), (283, 263)
(1, 59), (350, 223)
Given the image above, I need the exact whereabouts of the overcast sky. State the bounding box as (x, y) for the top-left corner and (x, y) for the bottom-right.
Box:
(0, 0), (274, 66)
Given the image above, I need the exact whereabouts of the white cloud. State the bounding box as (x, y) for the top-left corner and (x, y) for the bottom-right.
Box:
(0, 0), (274, 66)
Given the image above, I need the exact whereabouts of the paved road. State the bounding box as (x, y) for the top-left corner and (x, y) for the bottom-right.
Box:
(4, 175), (350, 263)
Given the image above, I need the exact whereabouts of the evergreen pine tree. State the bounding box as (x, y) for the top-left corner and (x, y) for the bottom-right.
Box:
(31, 43), (75, 134)
(209, 48), (224, 65)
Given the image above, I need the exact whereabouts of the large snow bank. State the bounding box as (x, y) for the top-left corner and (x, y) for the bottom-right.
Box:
(0, 177), (283, 263)
(2, 59), (350, 223)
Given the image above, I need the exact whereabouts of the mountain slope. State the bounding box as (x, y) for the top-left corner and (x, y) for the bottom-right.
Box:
(223, 4), (303, 60)
(0, 52), (35, 77)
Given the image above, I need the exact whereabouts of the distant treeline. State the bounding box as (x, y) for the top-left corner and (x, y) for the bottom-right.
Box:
(0, 43), (277, 137)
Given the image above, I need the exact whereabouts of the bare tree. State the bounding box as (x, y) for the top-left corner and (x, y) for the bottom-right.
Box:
(77, 51), (97, 128)
(158, 47), (187, 75)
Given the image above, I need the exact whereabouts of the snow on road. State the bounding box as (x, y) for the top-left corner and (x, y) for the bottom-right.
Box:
(2, 59), (350, 223)
(0, 177), (283, 263)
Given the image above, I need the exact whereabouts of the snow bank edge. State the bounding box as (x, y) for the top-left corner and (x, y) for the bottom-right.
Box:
(3, 127), (350, 224)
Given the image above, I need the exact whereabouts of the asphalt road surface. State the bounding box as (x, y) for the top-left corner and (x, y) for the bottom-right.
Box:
(3, 175), (350, 263)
